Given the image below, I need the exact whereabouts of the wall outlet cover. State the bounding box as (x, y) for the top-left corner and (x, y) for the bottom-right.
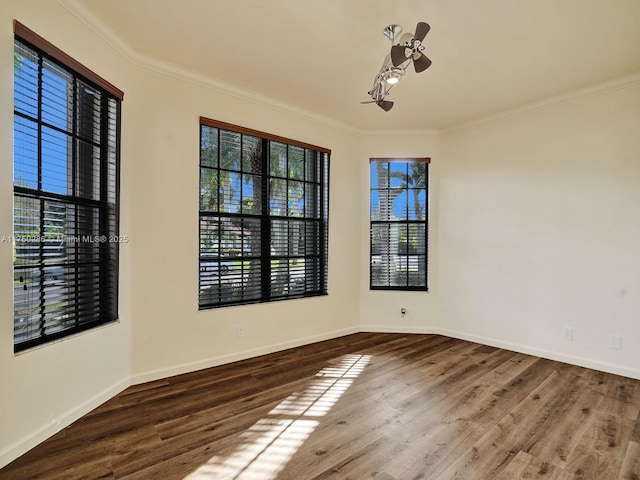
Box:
(610, 335), (622, 350)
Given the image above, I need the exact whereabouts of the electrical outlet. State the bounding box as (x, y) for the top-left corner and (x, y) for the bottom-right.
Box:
(563, 327), (573, 341)
(237, 325), (245, 338)
(610, 335), (622, 350)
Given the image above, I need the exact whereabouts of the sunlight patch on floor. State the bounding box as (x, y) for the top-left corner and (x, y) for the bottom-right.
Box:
(183, 354), (372, 480)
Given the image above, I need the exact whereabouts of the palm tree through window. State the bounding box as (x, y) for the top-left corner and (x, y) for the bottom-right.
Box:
(370, 158), (429, 290)
(199, 118), (330, 308)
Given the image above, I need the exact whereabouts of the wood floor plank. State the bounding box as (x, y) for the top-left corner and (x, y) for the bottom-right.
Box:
(561, 375), (640, 480)
(526, 367), (608, 472)
(494, 451), (574, 480)
(378, 352), (543, 478)
(431, 369), (571, 480)
(620, 441), (640, 480)
(1, 333), (639, 480)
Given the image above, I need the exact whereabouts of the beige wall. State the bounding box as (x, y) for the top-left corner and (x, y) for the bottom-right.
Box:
(125, 63), (362, 384)
(436, 84), (640, 378)
(358, 133), (441, 332)
(359, 84), (640, 380)
(1, 0), (639, 470)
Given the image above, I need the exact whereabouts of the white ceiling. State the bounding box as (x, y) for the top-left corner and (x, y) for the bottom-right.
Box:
(71, 0), (640, 131)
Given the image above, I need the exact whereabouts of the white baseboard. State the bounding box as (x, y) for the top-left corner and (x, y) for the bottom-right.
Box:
(360, 323), (640, 380)
(359, 324), (437, 335)
(130, 326), (360, 385)
(432, 327), (640, 381)
(0, 377), (130, 469)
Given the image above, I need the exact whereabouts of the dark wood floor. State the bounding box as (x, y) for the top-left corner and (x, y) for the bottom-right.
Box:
(2, 333), (639, 480)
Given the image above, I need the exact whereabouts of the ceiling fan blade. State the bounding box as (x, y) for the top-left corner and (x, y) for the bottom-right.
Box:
(360, 100), (376, 104)
(390, 45), (409, 66)
(413, 54), (432, 73)
(414, 22), (430, 42)
(378, 100), (394, 112)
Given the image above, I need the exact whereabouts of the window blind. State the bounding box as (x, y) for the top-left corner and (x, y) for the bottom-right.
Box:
(13, 25), (121, 351)
(199, 118), (329, 308)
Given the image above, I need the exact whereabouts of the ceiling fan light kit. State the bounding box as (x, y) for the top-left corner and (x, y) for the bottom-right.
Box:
(362, 21), (432, 111)
(383, 66), (405, 84)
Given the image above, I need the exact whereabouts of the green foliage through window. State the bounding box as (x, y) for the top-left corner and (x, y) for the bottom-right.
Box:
(199, 119), (330, 308)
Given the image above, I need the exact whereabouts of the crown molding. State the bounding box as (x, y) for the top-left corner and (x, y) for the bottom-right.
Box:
(441, 70), (640, 135)
(359, 129), (441, 139)
(58, 0), (361, 137)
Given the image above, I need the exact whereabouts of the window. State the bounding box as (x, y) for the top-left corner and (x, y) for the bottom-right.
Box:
(13, 22), (123, 352)
(199, 118), (330, 308)
(370, 158), (429, 290)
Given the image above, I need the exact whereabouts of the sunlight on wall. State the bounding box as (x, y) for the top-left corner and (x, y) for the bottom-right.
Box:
(183, 354), (372, 480)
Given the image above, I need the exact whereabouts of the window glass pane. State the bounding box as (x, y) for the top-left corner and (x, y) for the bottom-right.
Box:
(201, 126), (218, 168)
(14, 265), (47, 343)
(370, 190), (380, 220)
(271, 219), (288, 256)
(371, 257), (393, 287)
(289, 220), (306, 256)
(396, 190), (411, 221)
(370, 223), (387, 256)
(408, 188), (427, 220)
(371, 162), (389, 188)
(219, 217), (238, 255)
(288, 146), (304, 179)
(242, 260), (262, 300)
(389, 255), (406, 287)
(241, 174), (261, 215)
(288, 181), (304, 217)
(41, 200), (67, 263)
(14, 116), (38, 189)
(304, 184), (319, 218)
(13, 195), (40, 267)
(407, 224), (425, 254)
(242, 135), (262, 173)
(220, 130), (241, 171)
(303, 257), (321, 292)
(200, 168), (218, 212)
(76, 139), (101, 201)
(75, 204), (102, 262)
(106, 99), (118, 204)
(221, 172), (241, 213)
(305, 150), (317, 182)
(270, 259), (289, 296)
(14, 41), (38, 118)
(76, 82), (102, 143)
(389, 163), (406, 188)
(241, 218), (261, 256)
(270, 142), (287, 177)
(377, 189), (397, 221)
(200, 216), (221, 254)
(269, 177), (287, 216)
(305, 222), (319, 252)
(42, 59), (72, 131)
(41, 127), (69, 194)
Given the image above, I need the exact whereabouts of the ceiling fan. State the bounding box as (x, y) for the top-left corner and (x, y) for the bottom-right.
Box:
(361, 22), (432, 111)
